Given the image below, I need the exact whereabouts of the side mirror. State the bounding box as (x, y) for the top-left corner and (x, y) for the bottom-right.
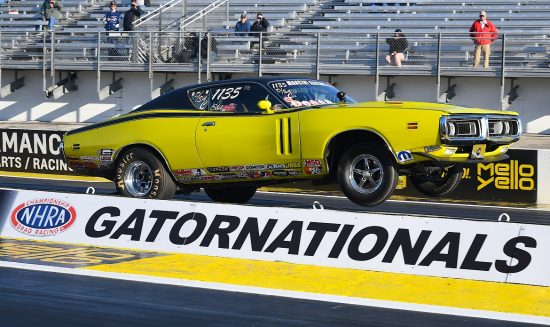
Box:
(336, 91), (346, 103)
(257, 100), (274, 114)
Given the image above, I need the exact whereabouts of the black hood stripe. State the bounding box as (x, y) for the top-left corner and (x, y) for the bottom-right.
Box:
(65, 108), (305, 136)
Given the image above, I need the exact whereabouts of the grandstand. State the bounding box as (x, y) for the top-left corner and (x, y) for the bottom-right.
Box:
(0, 0), (549, 133)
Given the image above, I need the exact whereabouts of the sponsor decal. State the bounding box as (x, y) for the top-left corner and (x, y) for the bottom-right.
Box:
(396, 150), (414, 163)
(272, 170), (289, 177)
(305, 159), (321, 167)
(476, 160), (535, 191)
(10, 198), (76, 236)
(99, 155), (112, 163)
(174, 169), (194, 176)
(208, 166), (230, 173)
(100, 149), (113, 156)
(222, 104), (237, 112)
(304, 159), (323, 175)
(424, 145), (441, 153)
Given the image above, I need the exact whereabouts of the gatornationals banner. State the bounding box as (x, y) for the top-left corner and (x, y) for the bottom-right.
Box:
(0, 188), (548, 286)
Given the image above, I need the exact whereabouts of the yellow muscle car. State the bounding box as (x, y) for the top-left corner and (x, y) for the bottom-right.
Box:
(62, 77), (522, 206)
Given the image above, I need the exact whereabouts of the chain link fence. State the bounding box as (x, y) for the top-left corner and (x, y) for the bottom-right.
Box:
(0, 30), (549, 75)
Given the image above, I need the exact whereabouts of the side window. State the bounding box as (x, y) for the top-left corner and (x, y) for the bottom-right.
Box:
(188, 87), (210, 110)
(209, 83), (277, 113)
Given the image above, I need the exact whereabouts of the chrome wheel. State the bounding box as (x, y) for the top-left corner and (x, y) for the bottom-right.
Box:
(124, 160), (153, 197)
(347, 154), (383, 194)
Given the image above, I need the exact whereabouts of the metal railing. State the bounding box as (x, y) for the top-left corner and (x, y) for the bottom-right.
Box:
(133, 0), (229, 32)
(0, 30), (549, 89)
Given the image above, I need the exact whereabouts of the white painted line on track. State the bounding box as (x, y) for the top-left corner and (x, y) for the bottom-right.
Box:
(257, 191), (550, 212)
(1, 261), (549, 326)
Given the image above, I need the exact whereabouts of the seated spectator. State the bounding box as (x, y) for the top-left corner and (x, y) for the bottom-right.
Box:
(235, 13), (250, 36)
(42, 0), (62, 31)
(250, 13), (270, 49)
(385, 29), (408, 67)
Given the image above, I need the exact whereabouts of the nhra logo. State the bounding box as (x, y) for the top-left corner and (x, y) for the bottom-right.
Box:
(10, 198), (77, 236)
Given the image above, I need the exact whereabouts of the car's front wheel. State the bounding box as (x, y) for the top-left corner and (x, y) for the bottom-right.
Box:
(410, 164), (463, 197)
(115, 148), (176, 200)
(337, 143), (398, 206)
(204, 186), (257, 204)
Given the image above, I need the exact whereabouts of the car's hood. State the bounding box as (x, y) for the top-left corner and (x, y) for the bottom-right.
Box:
(338, 101), (518, 116)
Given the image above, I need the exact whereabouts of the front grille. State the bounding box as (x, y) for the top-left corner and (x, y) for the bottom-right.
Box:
(440, 115), (522, 144)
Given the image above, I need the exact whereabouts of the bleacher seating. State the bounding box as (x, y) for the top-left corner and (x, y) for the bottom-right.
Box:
(0, 0), (548, 76)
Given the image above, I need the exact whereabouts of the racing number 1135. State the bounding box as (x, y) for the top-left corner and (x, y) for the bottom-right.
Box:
(212, 87), (242, 101)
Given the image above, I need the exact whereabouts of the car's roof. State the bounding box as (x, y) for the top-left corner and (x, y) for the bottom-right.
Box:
(133, 77), (321, 113)
(181, 76), (314, 89)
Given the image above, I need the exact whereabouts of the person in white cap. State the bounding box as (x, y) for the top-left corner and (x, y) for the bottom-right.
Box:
(469, 10), (498, 68)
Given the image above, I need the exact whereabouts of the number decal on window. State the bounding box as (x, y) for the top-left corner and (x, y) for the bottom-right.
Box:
(212, 87), (242, 101)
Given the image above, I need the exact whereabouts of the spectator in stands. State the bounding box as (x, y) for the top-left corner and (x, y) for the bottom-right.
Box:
(123, 0), (143, 31)
(235, 13), (251, 36)
(469, 10), (498, 68)
(250, 13), (270, 49)
(103, 1), (121, 31)
(42, 0), (62, 31)
(385, 29), (408, 67)
(251, 12), (270, 33)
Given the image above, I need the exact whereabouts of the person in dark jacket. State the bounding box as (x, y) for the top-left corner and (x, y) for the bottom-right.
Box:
(251, 12), (269, 33)
(385, 29), (408, 67)
(42, 0), (62, 30)
(250, 13), (269, 49)
(123, 0), (143, 31)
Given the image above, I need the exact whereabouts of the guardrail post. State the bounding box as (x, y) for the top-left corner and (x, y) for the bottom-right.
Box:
(0, 30), (2, 93)
(149, 31), (153, 91)
(201, 32), (202, 84)
(42, 31), (47, 92)
(436, 32), (442, 102)
(206, 33), (212, 82)
(258, 32), (263, 77)
(315, 32), (321, 80)
(50, 31), (55, 87)
(374, 32), (380, 100)
(500, 33), (506, 110)
(97, 31), (101, 93)
(225, 0), (229, 24)
(159, 7), (163, 31)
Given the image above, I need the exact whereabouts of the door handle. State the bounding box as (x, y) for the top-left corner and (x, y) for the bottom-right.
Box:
(202, 121), (216, 127)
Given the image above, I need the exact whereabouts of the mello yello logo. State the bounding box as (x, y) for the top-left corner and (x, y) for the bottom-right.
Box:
(477, 161), (535, 191)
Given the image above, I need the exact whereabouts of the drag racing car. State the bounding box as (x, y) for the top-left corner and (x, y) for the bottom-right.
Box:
(62, 77), (522, 206)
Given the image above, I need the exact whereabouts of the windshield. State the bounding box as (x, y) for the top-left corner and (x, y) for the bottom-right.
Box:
(269, 80), (356, 108)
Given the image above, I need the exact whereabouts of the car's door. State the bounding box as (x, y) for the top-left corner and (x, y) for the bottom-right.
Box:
(195, 82), (302, 177)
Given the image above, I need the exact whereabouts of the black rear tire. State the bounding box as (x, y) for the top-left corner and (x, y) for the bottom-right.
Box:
(204, 186), (257, 204)
(337, 143), (398, 206)
(410, 165), (463, 197)
(115, 148), (176, 200)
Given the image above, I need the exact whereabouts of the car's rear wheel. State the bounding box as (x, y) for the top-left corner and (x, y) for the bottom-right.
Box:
(115, 148), (176, 200)
(204, 186), (257, 204)
(410, 164), (463, 197)
(337, 143), (398, 206)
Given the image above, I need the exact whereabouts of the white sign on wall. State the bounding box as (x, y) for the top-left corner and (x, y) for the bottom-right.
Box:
(0, 188), (548, 286)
